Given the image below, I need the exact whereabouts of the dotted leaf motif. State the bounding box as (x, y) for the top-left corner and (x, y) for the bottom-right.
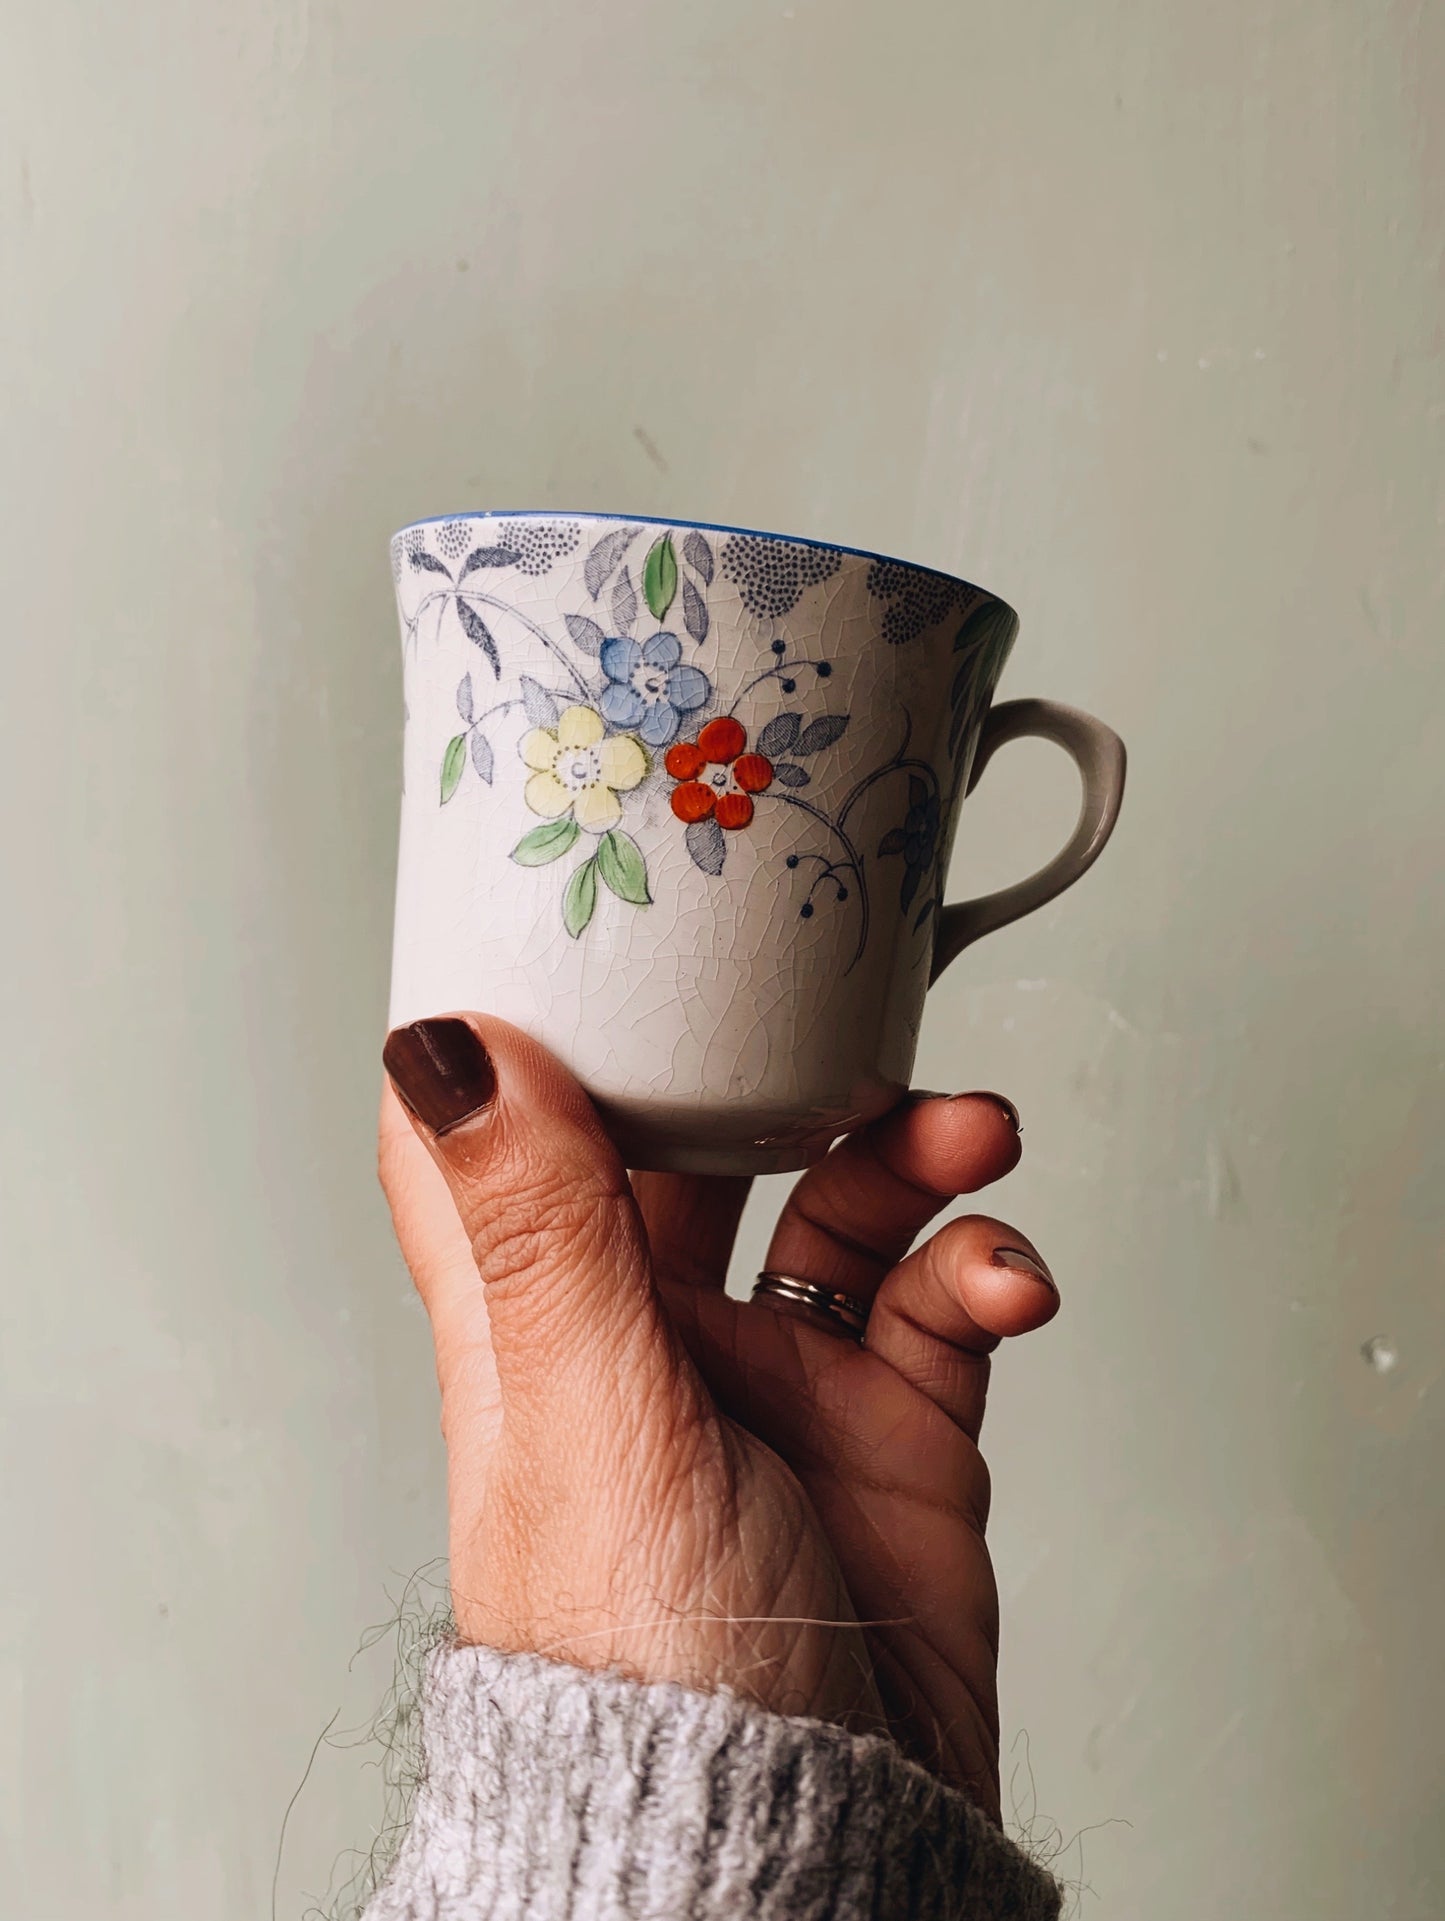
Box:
(611, 566), (638, 637)
(771, 762), (809, 787)
(520, 676), (559, 730)
(796, 714), (849, 755)
(460, 545), (521, 578)
(584, 525), (640, 600)
(469, 731), (494, 784)
(642, 534), (678, 622)
(455, 598), (501, 676)
(410, 548), (452, 578)
(755, 713), (801, 759)
(565, 614), (607, 656)
(681, 530), (715, 585)
(682, 578), (709, 644)
(685, 816), (726, 877)
(456, 674), (474, 723)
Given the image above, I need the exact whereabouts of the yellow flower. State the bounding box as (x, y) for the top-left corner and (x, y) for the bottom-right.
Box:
(520, 704), (648, 833)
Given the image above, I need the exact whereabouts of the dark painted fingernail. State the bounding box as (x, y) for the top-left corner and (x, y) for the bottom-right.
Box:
(972, 1091), (1022, 1134)
(383, 1019), (496, 1135)
(992, 1245), (1055, 1291)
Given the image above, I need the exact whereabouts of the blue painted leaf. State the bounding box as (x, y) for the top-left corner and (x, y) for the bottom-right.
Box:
(612, 565), (638, 635)
(584, 525), (639, 599)
(913, 898), (937, 933)
(685, 816), (726, 877)
(908, 773), (929, 810)
(459, 545), (520, 577)
(953, 597), (1015, 653)
(796, 714), (849, 755)
(756, 713), (801, 758)
(565, 613), (607, 656)
(682, 578), (709, 644)
(440, 734), (467, 803)
(520, 676), (559, 730)
(949, 700), (971, 759)
(563, 857), (599, 937)
(410, 549), (452, 577)
(900, 864), (922, 912)
(470, 730), (494, 784)
(455, 598), (501, 675)
(510, 818), (580, 866)
(597, 830), (651, 905)
(771, 761), (809, 787)
(642, 534), (678, 621)
(456, 673), (474, 722)
(877, 826), (907, 857)
(681, 530), (714, 584)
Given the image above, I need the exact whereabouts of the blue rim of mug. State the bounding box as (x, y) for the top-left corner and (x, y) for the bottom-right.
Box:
(391, 509), (1015, 617)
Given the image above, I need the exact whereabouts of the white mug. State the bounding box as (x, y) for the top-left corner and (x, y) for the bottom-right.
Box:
(388, 513), (1125, 1174)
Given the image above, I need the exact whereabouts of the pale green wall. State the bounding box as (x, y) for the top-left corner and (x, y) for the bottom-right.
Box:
(3, 2), (1441, 1915)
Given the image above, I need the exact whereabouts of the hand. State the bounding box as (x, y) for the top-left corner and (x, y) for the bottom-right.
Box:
(379, 1015), (1058, 1818)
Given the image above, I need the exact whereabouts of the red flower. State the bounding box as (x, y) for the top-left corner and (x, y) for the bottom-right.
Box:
(666, 716), (774, 830)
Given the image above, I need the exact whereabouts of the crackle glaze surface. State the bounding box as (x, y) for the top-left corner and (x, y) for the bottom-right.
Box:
(389, 514), (1017, 1169)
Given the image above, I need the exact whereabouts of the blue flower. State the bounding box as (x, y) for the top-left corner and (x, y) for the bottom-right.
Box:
(878, 777), (942, 913)
(599, 632), (711, 747)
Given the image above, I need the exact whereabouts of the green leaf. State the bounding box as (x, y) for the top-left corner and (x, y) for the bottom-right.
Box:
(440, 733), (467, 803)
(510, 818), (580, 866)
(642, 533), (678, 622)
(562, 856), (598, 938)
(596, 830), (651, 905)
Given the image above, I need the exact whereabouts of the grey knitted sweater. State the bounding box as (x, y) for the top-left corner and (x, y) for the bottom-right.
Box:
(363, 1643), (1062, 1919)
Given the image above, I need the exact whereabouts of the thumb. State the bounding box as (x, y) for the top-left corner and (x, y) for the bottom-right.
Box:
(381, 1014), (685, 1442)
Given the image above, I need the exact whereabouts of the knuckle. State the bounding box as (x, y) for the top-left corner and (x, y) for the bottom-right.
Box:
(468, 1142), (634, 1291)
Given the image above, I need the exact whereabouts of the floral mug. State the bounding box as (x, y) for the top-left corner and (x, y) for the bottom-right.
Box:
(388, 513), (1125, 1174)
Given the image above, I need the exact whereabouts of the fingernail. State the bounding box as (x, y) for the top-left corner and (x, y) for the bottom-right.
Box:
(383, 1019), (496, 1135)
(971, 1091), (1022, 1134)
(992, 1245), (1054, 1291)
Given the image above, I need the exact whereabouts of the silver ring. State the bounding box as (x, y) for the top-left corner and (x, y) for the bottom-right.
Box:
(751, 1271), (869, 1340)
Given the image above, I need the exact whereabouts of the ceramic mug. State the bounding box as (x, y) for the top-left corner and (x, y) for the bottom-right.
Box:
(388, 513), (1125, 1174)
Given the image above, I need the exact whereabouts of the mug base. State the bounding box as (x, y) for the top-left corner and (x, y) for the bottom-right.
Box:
(615, 1138), (826, 1177)
(596, 1082), (906, 1179)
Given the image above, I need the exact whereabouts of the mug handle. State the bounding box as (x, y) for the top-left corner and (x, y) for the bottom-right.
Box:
(931, 698), (1127, 982)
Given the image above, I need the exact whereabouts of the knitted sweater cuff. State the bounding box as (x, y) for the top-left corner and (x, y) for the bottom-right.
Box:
(364, 1641), (1062, 1921)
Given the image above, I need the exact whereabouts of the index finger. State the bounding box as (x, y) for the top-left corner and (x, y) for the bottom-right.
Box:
(761, 1092), (1022, 1305)
(631, 1170), (754, 1290)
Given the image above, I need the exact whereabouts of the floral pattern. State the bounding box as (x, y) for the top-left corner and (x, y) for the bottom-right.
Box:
(666, 718), (774, 829)
(520, 705), (648, 834)
(721, 534), (842, 619)
(867, 558), (987, 647)
(877, 778), (941, 913)
(600, 632), (710, 746)
(397, 516), (1009, 954)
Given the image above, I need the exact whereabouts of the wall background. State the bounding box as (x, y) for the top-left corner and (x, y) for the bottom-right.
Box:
(3, 1), (1441, 1915)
